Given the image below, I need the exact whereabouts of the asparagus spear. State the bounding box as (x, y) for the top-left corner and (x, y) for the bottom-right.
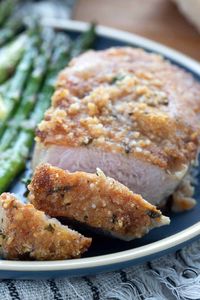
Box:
(0, 26), (96, 193)
(0, 0), (17, 27)
(31, 33), (72, 123)
(0, 131), (32, 193)
(0, 37), (38, 137)
(0, 79), (11, 95)
(0, 33), (27, 84)
(0, 28), (56, 151)
(0, 79), (12, 119)
(70, 23), (96, 58)
(0, 21), (43, 134)
(0, 94), (6, 119)
(0, 16), (25, 46)
(0, 35), (65, 193)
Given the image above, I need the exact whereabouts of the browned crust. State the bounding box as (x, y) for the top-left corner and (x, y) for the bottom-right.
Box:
(28, 164), (169, 239)
(0, 193), (91, 260)
(36, 47), (200, 171)
(172, 174), (196, 212)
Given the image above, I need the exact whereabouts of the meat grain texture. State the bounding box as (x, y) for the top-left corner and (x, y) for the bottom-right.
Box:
(0, 193), (91, 260)
(33, 47), (200, 209)
(28, 164), (170, 241)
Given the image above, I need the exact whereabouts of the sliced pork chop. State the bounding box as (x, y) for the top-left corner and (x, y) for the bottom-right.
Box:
(33, 47), (200, 207)
(0, 193), (91, 260)
(28, 164), (170, 241)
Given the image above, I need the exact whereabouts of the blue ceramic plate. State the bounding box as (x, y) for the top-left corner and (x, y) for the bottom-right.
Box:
(1, 19), (200, 279)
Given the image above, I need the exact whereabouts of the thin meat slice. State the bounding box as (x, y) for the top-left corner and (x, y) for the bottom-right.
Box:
(33, 47), (200, 208)
(28, 164), (170, 241)
(0, 193), (91, 260)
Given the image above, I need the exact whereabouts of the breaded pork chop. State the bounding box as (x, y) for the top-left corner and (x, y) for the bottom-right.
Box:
(33, 47), (200, 207)
(0, 193), (91, 260)
(28, 164), (170, 241)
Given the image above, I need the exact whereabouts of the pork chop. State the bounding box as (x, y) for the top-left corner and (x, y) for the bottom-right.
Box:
(0, 193), (91, 260)
(28, 163), (170, 241)
(33, 47), (200, 207)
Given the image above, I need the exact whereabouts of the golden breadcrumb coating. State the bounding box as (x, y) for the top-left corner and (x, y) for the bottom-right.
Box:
(36, 47), (200, 171)
(172, 174), (196, 212)
(28, 164), (170, 241)
(0, 193), (91, 260)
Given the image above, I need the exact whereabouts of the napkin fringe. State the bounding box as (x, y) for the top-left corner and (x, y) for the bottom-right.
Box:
(105, 240), (200, 300)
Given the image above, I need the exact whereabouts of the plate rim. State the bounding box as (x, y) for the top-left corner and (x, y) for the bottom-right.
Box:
(1, 19), (200, 272)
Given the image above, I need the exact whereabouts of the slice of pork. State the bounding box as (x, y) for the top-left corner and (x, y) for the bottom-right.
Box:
(33, 47), (200, 208)
(33, 145), (188, 206)
(28, 163), (170, 241)
(0, 193), (91, 260)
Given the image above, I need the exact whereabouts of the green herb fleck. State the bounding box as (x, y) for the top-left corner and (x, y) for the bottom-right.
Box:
(112, 214), (117, 224)
(111, 74), (126, 84)
(45, 223), (55, 233)
(47, 186), (71, 195)
(147, 210), (161, 219)
(83, 215), (88, 221)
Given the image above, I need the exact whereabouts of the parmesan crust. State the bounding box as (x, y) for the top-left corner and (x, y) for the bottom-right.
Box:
(36, 47), (200, 172)
(28, 164), (170, 241)
(0, 193), (91, 260)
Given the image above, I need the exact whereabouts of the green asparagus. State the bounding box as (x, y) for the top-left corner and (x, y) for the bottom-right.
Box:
(0, 16), (25, 46)
(0, 131), (32, 193)
(0, 0), (17, 27)
(30, 33), (72, 125)
(0, 94), (6, 119)
(0, 22), (41, 127)
(0, 28), (42, 136)
(0, 29), (55, 151)
(0, 34), (68, 193)
(70, 23), (96, 58)
(0, 78), (12, 118)
(0, 33), (27, 84)
(0, 26), (96, 193)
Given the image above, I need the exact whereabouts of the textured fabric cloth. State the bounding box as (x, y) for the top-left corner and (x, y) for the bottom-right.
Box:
(1, 240), (200, 299)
